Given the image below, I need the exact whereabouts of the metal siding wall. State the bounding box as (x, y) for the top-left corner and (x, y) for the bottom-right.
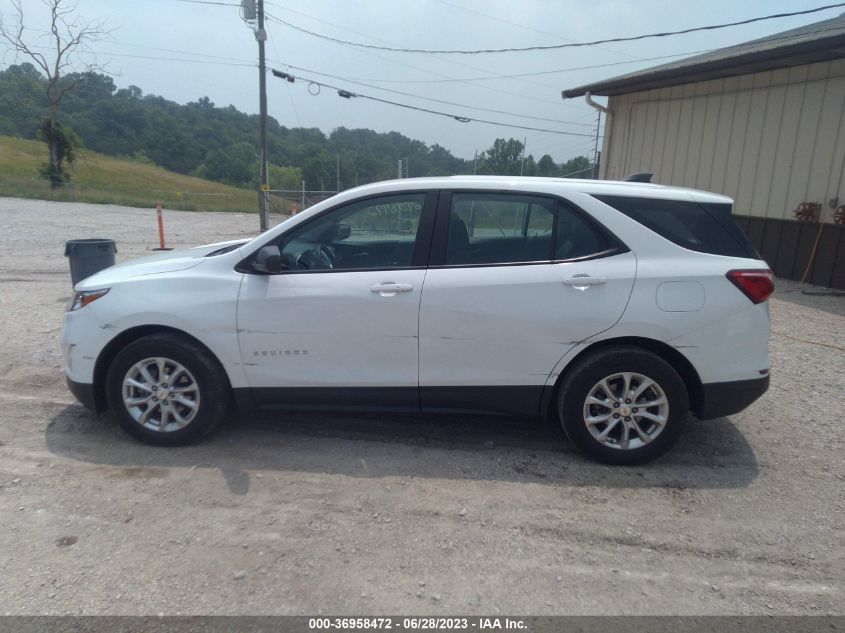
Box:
(723, 83), (753, 205)
(649, 97), (671, 180)
(756, 76), (792, 219)
(710, 84), (737, 194)
(643, 95), (661, 171)
(807, 73), (845, 217)
(598, 60), (845, 287)
(604, 60), (845, 222)
(672, 85), (697, 185)
(731, 217), (845, 290)
(824, 77), (845, 222)
(788, 78), (826, 217)
(658, 88), (685, 182)
(740, 73), (773, 216)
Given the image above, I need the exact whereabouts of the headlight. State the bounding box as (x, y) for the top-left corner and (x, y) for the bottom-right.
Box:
(67, 288), (110, 312)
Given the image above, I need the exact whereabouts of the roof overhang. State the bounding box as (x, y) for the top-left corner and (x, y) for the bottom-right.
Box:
(562, 31), (845, 99)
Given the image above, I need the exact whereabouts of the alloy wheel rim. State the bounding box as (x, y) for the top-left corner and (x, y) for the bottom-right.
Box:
(582, 372), (669, 450)
(122, 357), (200, 432)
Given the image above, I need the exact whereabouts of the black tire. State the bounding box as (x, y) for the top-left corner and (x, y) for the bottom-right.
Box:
(557, 346), (688, 465)
(105, 333), (230, 446)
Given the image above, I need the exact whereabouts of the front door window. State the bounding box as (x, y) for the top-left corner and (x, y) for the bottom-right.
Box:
(279, 194), (426, 271)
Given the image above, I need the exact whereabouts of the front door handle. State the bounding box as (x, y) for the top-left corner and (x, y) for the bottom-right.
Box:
(371, 282), (414, 296)
(563, 276), (607, 289)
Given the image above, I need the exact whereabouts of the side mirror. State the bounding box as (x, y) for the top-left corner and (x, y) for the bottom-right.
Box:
(334, 223), (351, 240)
(252, 245), (285, 273)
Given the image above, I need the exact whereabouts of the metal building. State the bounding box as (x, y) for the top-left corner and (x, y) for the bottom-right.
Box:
(563, 13), (845, 289)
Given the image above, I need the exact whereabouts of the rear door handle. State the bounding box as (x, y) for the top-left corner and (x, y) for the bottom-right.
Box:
(563, 276), (607, 289)
(370, 282), (414, 296)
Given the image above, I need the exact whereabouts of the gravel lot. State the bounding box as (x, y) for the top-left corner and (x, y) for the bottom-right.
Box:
(0, 197), (843, 615)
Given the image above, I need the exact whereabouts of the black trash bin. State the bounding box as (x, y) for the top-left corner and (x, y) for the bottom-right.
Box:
(64, 238), (117, 286)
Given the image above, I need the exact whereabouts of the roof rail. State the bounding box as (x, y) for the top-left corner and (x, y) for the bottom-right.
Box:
(624, 172), (653, 183)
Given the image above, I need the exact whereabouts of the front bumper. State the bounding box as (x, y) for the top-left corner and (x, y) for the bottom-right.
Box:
(696, 374), (770, 419)
(66, 376), (98, 412)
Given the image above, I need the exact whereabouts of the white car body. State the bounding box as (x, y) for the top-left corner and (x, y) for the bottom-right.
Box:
(62, 176), (771, 461)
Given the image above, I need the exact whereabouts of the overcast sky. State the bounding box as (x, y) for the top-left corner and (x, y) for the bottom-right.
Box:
(1, 0), (840, 163)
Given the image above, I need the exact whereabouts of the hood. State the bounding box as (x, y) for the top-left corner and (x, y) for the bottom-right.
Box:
(74, 238), (250, 290)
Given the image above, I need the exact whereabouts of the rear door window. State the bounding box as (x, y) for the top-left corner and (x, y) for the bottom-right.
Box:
(446, 193), (556, 265)
(443, 193), (617, 266)
(555, 204), (615, 260)
(594, 195), (757, 258)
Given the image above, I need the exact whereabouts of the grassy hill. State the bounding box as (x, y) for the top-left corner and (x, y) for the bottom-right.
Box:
(0, 136), (258, 212)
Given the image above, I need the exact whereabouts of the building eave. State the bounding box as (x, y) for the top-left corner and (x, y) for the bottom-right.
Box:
(562, 23), (845, 98)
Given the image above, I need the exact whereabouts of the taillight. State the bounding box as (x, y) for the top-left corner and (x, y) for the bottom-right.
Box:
(726, 269), (774, 304)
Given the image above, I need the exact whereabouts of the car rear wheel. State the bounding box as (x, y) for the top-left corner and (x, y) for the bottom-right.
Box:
(558, 346), (688, 465)
(105, 333), (229, 445)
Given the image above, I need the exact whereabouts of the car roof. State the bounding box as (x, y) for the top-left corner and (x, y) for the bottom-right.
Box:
(339, 176), (734, 205)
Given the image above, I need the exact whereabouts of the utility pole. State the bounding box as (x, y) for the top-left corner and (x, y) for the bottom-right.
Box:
(519, 136), (527, 176)
(255, 0), (270, 231)
(593, 111), (601, 179)
(336, 153), (340, 192)
(473, 149), (477, 174)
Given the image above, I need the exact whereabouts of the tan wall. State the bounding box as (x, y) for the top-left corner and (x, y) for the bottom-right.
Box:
(600, 59), (845, 222)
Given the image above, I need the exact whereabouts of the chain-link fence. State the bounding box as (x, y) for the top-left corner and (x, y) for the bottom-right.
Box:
(150, 189), (241, 212)
(0, 178), (341, 219)
(0, 178), (257, 213)
(267, 188), (338, 222)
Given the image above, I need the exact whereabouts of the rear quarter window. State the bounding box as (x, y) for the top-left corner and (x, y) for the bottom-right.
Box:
(593, 195), (758, 259)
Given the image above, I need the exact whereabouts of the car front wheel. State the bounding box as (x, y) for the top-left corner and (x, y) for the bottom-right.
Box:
(558, 346), (689, 465)
(105, 333), (230, 445)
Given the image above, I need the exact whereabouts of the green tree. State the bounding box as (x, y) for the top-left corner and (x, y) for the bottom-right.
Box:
(268, 164), (301, 190)
(201, 142), (257, 186)
(37, 118), (80, 183)
(0, 63), (47, 138)
(301, 145), (333, 191)
(0, 0), (108, 186)
(481, 138), (524, 175)
(560, 155), (594, 178)
(536, 154), (559, 177)
(522, 154), (537, 177)
(1, 66), (504, 189)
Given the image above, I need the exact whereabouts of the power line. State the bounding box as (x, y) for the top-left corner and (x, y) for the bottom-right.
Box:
(263, 11), (569, 107)
(171, 0), (239, 5)
(276, 61), (596, 127)
(0, 39), (584, 129)
(561, 164), (599, 178)
(3, 42), (255, 67)
(265, 3), (845, 54)
(262, 16), (589, 128)
(106, 53), (251, 67)
(103, 42), (253, 65)
(3, 26), (256, 65)
(336, 49), (717, 84)
(431, 0), (639, 59)
(532, 137), (600, 157)
(27, 22), (838, 88)
(264, 3), (561, 91)
(271, 68), (596, 137)
(267, 25), (303, 127)
(99, 51), (253, 67)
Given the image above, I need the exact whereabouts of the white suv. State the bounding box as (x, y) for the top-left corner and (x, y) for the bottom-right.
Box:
(62, 177), (772, 464)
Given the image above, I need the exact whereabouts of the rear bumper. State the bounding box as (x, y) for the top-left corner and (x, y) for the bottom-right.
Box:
(66, 376), (98, 412)
(696, 374), (769, 419)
